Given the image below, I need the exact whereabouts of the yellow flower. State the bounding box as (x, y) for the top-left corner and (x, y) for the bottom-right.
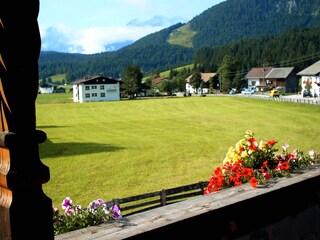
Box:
(259, 140), (266, 151)
(233, 154), (242, 163)
(244, 130), (253, 139)
(223, 147), (235, 165)
(241, 150), (249, 158)
(235, 139), (246, 152)
(248, 149), (255, 154)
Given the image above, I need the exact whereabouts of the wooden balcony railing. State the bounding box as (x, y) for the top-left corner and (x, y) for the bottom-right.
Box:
(55, 164), (320, 240)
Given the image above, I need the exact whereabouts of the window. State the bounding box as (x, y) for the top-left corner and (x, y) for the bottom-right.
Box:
(100, 85), (105, 90)
(85, 93), (90, 98)
(107, 88), (117, 92)
(92, 93), (97, 97)
(266, 80), (273, 85)
(100, 93), (105, 97)
(91, 85), (97, 89)
(85, 86), (90, 90)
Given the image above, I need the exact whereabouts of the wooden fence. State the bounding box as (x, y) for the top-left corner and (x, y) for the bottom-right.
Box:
(105, 181), (209, 216)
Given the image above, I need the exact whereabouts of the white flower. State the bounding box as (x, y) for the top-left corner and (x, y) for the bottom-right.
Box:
(308, 149), (317, 160)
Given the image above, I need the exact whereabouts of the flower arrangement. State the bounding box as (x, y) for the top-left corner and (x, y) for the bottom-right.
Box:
(204, 130), (318, 194)
(52, 130), (318, 235)
(53, 197), (121, 235)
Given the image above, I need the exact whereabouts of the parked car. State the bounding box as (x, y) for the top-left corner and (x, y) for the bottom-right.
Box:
(303, 90), (313, 98)
(241, 88), (255, 95)
(270, 89), (280, 97)
(229, 88), (237, 94)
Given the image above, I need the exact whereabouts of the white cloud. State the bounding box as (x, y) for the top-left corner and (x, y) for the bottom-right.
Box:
(40, 16), (180, 54)
(75, 25), (164, 54)
(38, 0), (223, 54)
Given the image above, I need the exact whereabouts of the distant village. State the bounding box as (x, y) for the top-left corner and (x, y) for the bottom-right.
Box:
(39, 60), (320, 103)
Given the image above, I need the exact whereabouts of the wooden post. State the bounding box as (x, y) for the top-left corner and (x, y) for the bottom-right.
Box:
(0, 1), (54, 239)
(160, 190), (166, 206)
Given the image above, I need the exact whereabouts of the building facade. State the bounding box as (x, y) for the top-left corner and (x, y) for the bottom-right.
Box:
(297, 60), (320, 97)
(245, 67), (298, 93)
(72, 76), (121, 103)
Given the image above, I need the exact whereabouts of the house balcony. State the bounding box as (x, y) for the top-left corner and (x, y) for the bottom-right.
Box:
(55, 164), (320, 240)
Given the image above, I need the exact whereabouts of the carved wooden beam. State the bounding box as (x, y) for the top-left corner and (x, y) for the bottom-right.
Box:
(0, 1), (54, 239)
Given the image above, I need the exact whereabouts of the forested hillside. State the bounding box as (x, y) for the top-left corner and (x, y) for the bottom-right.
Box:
(39, 23), (193, 81)
(39, 0), (320, 82)
(190, 0), (320, 48)
(194, 27), (320, 74)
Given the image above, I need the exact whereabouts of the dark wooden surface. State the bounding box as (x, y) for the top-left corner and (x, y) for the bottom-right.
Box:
(0, 1), (54, 239)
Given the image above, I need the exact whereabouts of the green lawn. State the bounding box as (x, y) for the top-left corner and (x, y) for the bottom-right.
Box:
(36, 94), (320, 210)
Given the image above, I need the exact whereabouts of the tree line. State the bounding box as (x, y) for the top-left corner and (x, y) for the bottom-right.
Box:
(192, 27), (320, 92)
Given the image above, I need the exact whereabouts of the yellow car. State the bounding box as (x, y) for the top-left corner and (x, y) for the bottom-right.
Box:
(270, 90), (280, 97)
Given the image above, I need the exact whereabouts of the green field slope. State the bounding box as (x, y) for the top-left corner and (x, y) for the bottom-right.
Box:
(36, 95), (320, 209)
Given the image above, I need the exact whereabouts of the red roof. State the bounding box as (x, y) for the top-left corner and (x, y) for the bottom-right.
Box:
(151, 77), (164, 84)
(245, 67), (273, 78)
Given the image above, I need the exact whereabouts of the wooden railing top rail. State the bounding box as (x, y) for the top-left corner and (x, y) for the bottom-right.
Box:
(105, 181), (208, 216)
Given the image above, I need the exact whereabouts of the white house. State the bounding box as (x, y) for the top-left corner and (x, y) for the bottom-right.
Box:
(185, 72), (216, 94)
(244, 67), (273, 91)
(72, 75), (122, 103)
(297, 60), (320, 97)
(39, 83), (57, 94)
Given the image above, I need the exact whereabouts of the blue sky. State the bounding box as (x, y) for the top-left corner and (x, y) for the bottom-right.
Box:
(38, 0), (224, 54)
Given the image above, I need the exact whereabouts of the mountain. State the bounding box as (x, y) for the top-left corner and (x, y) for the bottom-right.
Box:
(40, 15), (186, 53)
(126, 15), (186, 27)
(104, 40), (134, 52)
(189, 0), (320, 49)
(39, 0), (320, 81)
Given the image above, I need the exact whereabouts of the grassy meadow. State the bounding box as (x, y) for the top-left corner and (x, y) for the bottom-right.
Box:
(36, 93), (320, 210)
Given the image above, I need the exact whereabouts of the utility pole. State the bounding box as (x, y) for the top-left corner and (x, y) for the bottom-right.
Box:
(262, 64), (267, 90)
(0, 1), (54, 239)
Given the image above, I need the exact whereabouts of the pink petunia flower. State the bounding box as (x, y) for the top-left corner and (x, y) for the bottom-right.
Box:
(62, 197), (72, 209)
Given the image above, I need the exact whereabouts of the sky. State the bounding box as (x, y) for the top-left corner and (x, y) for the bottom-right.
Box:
(38, 0), (224, 54)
